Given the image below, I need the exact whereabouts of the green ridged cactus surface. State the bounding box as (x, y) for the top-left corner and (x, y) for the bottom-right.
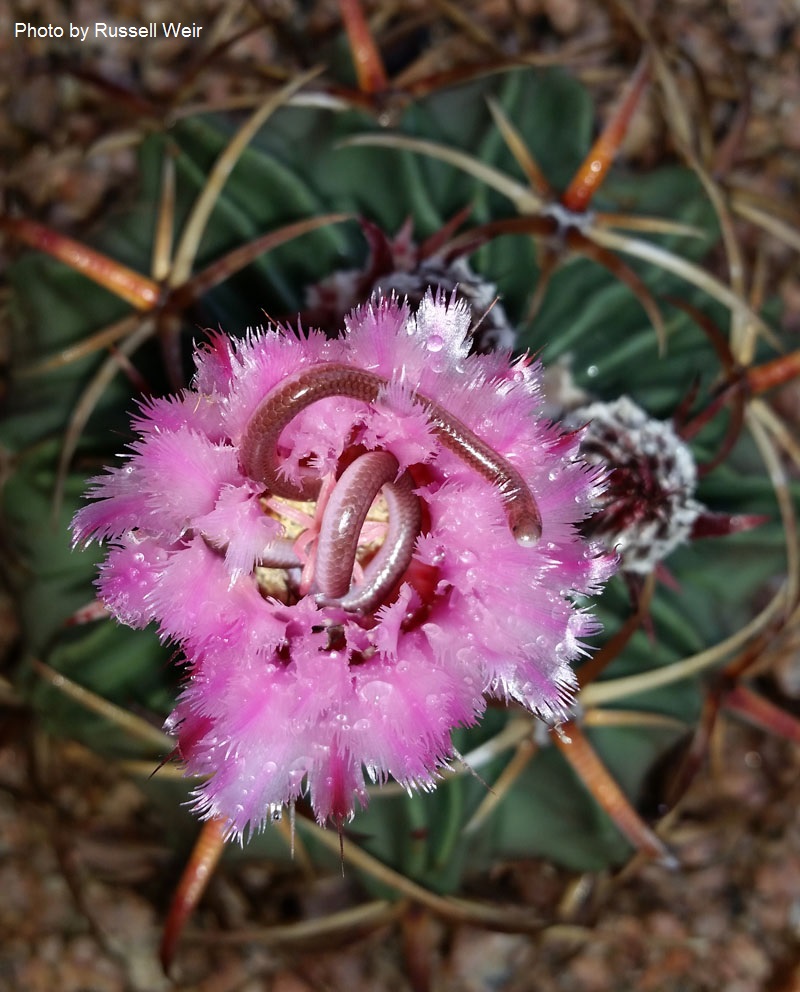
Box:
(3, 27), (797, 903)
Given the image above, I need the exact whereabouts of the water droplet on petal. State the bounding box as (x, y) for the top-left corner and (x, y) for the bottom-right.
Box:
(426, 334), (444, 352)
(360, 680), (394, 705)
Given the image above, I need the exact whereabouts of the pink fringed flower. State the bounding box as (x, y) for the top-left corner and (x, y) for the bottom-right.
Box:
(72, 292), (614, 838)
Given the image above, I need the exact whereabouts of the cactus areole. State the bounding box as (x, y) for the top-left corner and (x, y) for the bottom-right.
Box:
(72, 292), (615, 839)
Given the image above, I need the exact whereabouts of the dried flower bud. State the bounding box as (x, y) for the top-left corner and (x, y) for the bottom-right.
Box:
(567, 396), (703, 573)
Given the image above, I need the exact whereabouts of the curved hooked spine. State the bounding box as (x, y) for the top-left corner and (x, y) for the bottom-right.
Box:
(240, 363), (541, 545)
(314, 450), (421, 613)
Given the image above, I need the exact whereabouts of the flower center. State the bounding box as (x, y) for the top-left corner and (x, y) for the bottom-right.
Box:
(236, 359), (545, 618)
(255, 459), (415, 616)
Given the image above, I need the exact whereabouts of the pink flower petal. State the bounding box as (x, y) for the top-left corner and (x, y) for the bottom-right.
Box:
(73, 291), (615, 838)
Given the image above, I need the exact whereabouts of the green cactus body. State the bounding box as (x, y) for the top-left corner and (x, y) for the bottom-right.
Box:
(3, 61), (795, 889)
